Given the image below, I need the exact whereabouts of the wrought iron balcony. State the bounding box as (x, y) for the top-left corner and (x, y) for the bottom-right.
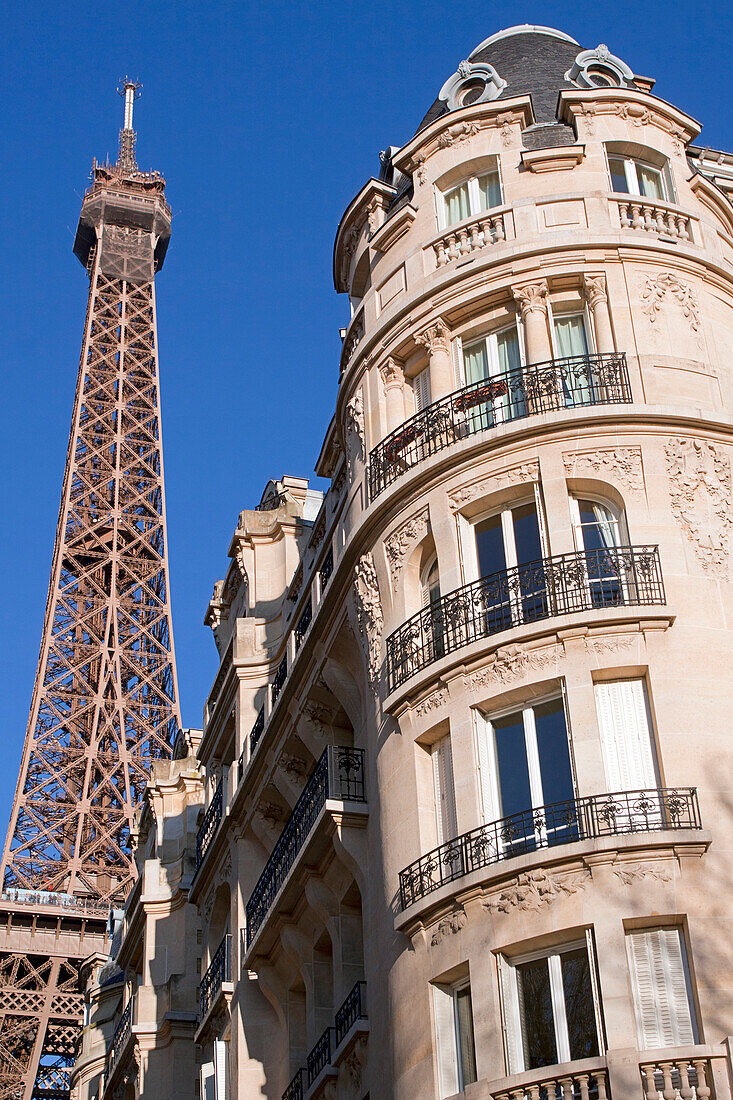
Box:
(399, 787), (700, 910)
(246, 747), (366, 947)
(282, 1068), (307, 1100)
(335, 980), (368, 1046)
(308, 1026), (336, 1085)
(271, 654), (288, 706)
(106, 994), (134, 1080)
(386, 545), (665, 692)
(284, 982), (368, 1100)
(249, 705), (266, 755)
(295, 599), (313, 651)
(199, 933), (232, 1017)
(319, 546), (334, 591)
(368, 352), (632, 500)
(196, 778), (224, 869)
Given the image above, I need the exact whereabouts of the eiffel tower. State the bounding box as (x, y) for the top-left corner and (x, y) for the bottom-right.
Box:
(0, 81), (181, 1099)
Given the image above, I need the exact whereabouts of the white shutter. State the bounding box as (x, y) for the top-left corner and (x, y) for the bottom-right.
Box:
(594, 680), (658, 792)
(585, 928), (606, 1054)
(497, 955), (524, 1075)
(433, 984), (459, 1097)
(475, 715), (497, 825)
(201, 1062), (216, 1100)
(214, 1039), (228, 1100)
(432, 736), (458, 844)
(627, 929), (695, 1049)
(413, 367), (432, 411)
(452, 336), (464, 389)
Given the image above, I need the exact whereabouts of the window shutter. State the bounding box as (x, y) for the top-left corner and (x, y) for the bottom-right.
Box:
(627, 929), (695, 1049)
(475, 716), (496, 825)
(497, 954), (524, 1075)
(414, 367), (432, 412)
(214, 1039), (228, 1100)
(452, 336), (464, 389)
(432, 736), (458, 844)
(585, 928), (606, 1053)
(594, 680), (658, 793)
(433, 984), (459, 1097)
(201, 1062), (216, 1100)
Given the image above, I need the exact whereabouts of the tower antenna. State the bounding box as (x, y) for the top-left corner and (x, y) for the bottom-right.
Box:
(116, 76), (142, 171)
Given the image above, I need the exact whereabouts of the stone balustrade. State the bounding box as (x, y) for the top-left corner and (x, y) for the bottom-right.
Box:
(615, 197), (693, 241)
(640, 1055), (714, 1099)
(490, 1060), (609, 1099)
(430, 210), (507, 266)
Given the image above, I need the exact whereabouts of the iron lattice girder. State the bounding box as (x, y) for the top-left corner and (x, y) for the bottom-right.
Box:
(0, 162), (179, 1100)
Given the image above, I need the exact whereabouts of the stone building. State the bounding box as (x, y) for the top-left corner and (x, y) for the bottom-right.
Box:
(77, 24), (733, 1100)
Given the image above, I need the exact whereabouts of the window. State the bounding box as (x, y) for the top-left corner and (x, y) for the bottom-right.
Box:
(200, 1039), (228, 1100)
(433, 980), (478, 1096)
(441, 165), (502, 228)
(413, 366), (432, 412)
(476, 697), (576, 852)
(570, 496), (627, 606)
(421, 556), (445, 662)
(627, 928), (698, 1048)
(499, 936), (603, 1074)
(607, 154), (672, 202)
(431, 734), (457, 844)
(461, 324), (526, 425)
(468, 499), (548, 627)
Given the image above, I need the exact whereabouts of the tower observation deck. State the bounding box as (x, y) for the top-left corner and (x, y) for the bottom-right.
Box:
(0, 82), (181, 1100)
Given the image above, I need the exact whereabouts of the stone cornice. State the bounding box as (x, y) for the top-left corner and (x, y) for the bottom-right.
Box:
(558, 87), (701, 144)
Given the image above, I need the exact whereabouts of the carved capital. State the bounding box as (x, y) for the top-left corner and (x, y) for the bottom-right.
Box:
(582, 273), (608, 309)
(512, 280), (548, 318)
(415, 318), (451, 357)
(378, 356), (405, 388)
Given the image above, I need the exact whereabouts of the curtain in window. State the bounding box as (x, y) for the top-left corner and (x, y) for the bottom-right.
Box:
(591, 503), (618, 548)
(478, 170), (502, 211)
(554, 315), (589, 358)
(638, 164), (664, 201)
(463, 341), (489, 384)
(446, 182), (470, 226)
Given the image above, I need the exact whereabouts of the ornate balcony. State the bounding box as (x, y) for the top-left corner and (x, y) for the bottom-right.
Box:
(106, 994), (134, 1083)
(199, 933), (232, 1018)
(399, 788), (701, 910)
(386, 545), (665, 693)
(196, 778), (223, 869)
(429, 208), (507, 267)
(615, 196), (694, 241)
(246, 747), (366, 947)
(368, 353), (632, 500)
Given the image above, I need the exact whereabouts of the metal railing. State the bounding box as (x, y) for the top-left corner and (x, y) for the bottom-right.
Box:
(282, 1068), (307, 1100)
(255, 489), (289, 511)
(249, 706), (266, 756)
(368, 352), (632, 499)
(386, 545), (665, 692)
(335, 980), (368, 1046)
(399, 787), (700, 910)
(106, 995), (134, 1078)
(295, 600), (312, 651)
(319, 547), (334, 591)
(199, 934), (232, 1017)
(246, 747), (366, 946)
(271, 655), (288, 706)
(307, 1026), (336, 1085)
(196, 778), (224, 869)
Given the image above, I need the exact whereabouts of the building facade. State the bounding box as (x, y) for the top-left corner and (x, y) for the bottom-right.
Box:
(78, 25), (733, 1100)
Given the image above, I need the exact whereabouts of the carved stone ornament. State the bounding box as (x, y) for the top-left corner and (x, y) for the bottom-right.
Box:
(563, 447), (644, 492)
(301, 700), (332, 734)
(431, 907), (467, 946)
(351, 552), (384, 689)
(468, 643), (560, 688)
(256, 799), (286, 825)
(414, 685), (449, 718)
(415, 318), (451, 357)
(438, 59), (507, 111)
(339, 222), (361, 285)
(512, 280), (548, 318)
(448, 461), (540, 509)
(278, 752), (308, 779)
(379, 356), (405, 388)
(436, 120), (480, 149)
(641, 273), (700, 332)
(613, 864), (671, 886)
(565, 44), (635, 89)
(496, 112), (516, 146)
(384, 507), (430, 591)
(485, 867), (590, 913)
(666, 437), (732, 576)
(585, 634), (636, 656)
(413, 153), (427, 186)
(345, 1036), (368, 1087)
(582, 273), (608, 309)
(344, 389), (365, 475)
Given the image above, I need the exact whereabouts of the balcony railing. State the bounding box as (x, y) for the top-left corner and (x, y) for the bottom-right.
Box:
(399, 787), (701, 909)
(196, 778), (224, 869)
(246, 747), (366, 947)
(308, 1026), (336, 1085)
(284, 982), (368, 1100)
(491, 1060), (610, 1100)
(386, 545), (664, 692)
(250, 706), (266, 755)
(106, 995), (133, 1079)
(368, 353), (632, 500)
(430, 209), (507, 267)
(319, 546), (334, 591)
(199, 933), (231, 1018)
(295, 599), (313, 651)
(271, 655), (288, 706)
(282, 1068), (307, 1100)
(335, 980), (368, 1045)
(615, 196), (693, 241)
(640, 1054), (714, 1099)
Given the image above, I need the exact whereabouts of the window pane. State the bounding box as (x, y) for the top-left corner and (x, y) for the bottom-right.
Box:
(512, 503), (542, 566)
(445, 182), (470, 225)
(496, 328), (521, 373)
(475, 514), (507, 577)
(534, 698), (575, 809)
(493, 711), (532, 821)
(638, 164), (665, 201)
(477, 170), (502, 210)
(464, 340), (489, 384)
(561, 948), (600, 1061)
(577, 500), (619, 551)
(554, 314), (589, 359)
(608, 156), (630, 193)
(455, 986), (478, 1086)
(517, 958), (558, 1069)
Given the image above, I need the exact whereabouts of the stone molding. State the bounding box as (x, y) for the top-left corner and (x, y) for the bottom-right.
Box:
(413, 686), (449, 718)
(467, 643), (561, 688)
(384, 507), (430, 591)
(562, 447), (644, 492)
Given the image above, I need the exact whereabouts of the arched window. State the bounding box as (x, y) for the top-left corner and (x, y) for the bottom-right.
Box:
(569, 495), (629, 607)
(606, 147), (674, 203)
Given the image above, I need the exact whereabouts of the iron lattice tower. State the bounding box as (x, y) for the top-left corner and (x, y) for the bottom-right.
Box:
(0, 82), (181, 1099)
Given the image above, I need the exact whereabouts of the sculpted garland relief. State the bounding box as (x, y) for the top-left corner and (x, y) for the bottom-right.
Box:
(641, 272), (701, 332)
(563, 448), (644, 493)
(351, 553), (384, 689)
(448, 461), (540, 510)
(666, 438), (733, 576)
(384, 507), (430, 591)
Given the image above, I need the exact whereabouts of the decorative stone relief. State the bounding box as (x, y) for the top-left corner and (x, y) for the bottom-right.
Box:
(613, 865), (671, 886)
(585, 634), (636, 656)
(378, 356), (404, 388)
(344, 389), (365, 476)
(384, 507), (430, 591)
(582, 273), (608, 309)
(278, 752), (308, 779)
(448, 460), (539, 509)
(613, 103), (653, 126)
(641, 273), (700, 332)
(496, 112), (515, 146)
(436, 120), (480, 149)
(562, 447), (644, 492)
(666, 438), (732, 575)
(485, 868), (590, 914)
(414, 686), (449, 718)
(345, 1037), (368, 1087)
(352, 553), (383, 689)
(431, 908), (467, 946)
(415, 318), (451, 356)
(256, 800), (286, 825)
(412, 153), (427, 186)
(467, 643), (560, 688)
(512, 281), (548, 318)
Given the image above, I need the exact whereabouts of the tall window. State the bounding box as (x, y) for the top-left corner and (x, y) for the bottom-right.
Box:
(421, 556), (445, 663)
(607, 153), (672, 202)
(431, 734), (457, 845)
(413, 366), (432, 412)
(441, 164), (502, 228)
(570, 496), (627, 606)
(470, 499), (547, 628)
(462, 324), (525, 424)
(433, 980), (478, 1096)
(594, 679), (661, 833)
(499, 937), (603, 1074)
(476, 696), (577, 852)
(627, 928), (698, 1048)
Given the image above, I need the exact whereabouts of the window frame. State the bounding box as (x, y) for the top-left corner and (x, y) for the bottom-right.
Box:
(459, 319), (526, 386)
(433, 976), (478, 1096)
(457, 492), (549, 586)
(437, 161), (503, 230)
(548, 305), (594, 361)
(568, 494), (628, 553)
(605, 151), (674, 203)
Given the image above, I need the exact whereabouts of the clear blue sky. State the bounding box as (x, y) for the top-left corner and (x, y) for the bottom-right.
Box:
(1, 0), (731, 829)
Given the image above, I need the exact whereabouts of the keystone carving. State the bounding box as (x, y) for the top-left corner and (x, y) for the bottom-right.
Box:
(431, 908), (467, 946)
(485, 868), (590, 913)
(351, 553), (383, 689)
(512, 281), (548, 318)
(468, 643), (560, 687)
(415, 318), (450, 357)
(563, 447), (644, 492)
(384, 507), (430, 591)
(641, 272), (700, 332)
(448, 461), (539, 509)
(666, 438), (732, 575)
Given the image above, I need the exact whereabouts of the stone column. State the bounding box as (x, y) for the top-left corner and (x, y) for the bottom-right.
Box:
(512, 280), (551, 364)
(415, 318), (453, 400)
(378, 357), (406, 434)
(583, 273), (615, 353)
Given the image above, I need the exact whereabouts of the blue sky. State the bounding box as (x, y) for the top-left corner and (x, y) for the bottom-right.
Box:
(1, 0), (732, 828)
